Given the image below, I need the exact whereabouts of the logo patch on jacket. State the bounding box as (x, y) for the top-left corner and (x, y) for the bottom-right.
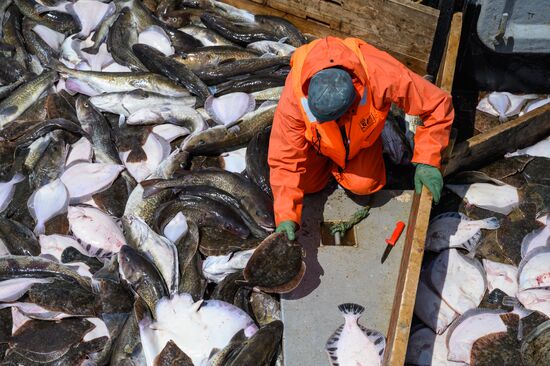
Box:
(359, 114), (375, 132)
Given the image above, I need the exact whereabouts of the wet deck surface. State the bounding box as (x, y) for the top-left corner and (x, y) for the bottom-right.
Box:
(281, 188), (414, 366)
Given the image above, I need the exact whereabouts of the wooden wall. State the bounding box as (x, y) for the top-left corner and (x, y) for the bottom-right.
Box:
(221, 0), (439, 75)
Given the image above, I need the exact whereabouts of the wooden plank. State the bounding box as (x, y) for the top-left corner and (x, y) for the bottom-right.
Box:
(445, 103), (550, 176)
(383, 12), (463, 366)
(266, 0), (438, 65)
(220, 0), (435, 74)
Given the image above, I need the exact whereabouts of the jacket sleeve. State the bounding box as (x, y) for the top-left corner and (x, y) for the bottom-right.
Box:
(268, 72), (310, 226)
(363, 46), (454, 168)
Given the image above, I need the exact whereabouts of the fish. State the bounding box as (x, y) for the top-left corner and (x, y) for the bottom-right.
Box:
(0, 277), (53, 302)
(470, 313), (523, 365)
(249, 291), (280, 326)
(194, 56), (290, 84)
(60, 162), (124, 203)
(219, 147), (247, 173)
(118, 245), (168, 318)
(142, 169), (275, 233)
(162, 211), (188, 243)
(122, 214), (179, 294)
(14, 0), (80, 35)
(139, 293), (258, 366)
(27, 178), (69, 235)
(132, 43), (212, 105)
(247, 40), (296, 56)
(428, 249), (487, 315)
(65, 136), (93, 166)
(446, 180), (519, 215)
(0, 71), (57, 129)
(325, 303), (386, 366)
(0, 217), (40, 256)
(172, 45), (261, 71)
(155, 195), (250, 239)
(521, 221), (550, 258)
(254, 15), (306, 47)
(154, 340), (194, 365)
(179, 24), (235, 46)
(426, 212), (500, 253)
(212, 75), (285, 96)
(202, 249), (255, 283)
(0, 255), (92, 290)
(517, 289), (550, 318)
(505, 136), (550, 159)
(482, 258), (518, 297)
(199, 225), (262, 257)
(405, 326), (463, 366)
(67, 0), (116, 39)
(518, 247), (550, 291)
(246, 125), (272, 197)
(52, 60), (189, 97)
(107, 7), (147, 72)
(139, 25), (174, 56)
(26, 278), (97, 316)
(205, 92), (255, 125)
(67, 205), (126, 257)
(242, 232), (305, 293)
(413, 277), (459, 334)
(200, 12), (279, 46)
(22, 18), (60, 65)
(0, 55), (28, 85)
(250, 86), (283, 101)
(523, 157), (550, 185)
(0, 173), (25, 213)
(521, 319), (550, 366)
(182, 102), (276, 155)
(224, 320), (283, 366)
(2, 5), (30, 70)
(89, 89), (194, 117)
(127, 104), (207, 130)
(446, 309), (509, 363)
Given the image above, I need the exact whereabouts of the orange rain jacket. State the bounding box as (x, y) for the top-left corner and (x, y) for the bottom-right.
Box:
(268, 37), (454, 226)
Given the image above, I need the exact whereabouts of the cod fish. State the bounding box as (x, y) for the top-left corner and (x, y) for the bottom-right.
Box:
(325, 303), (385, 366)
(505, 136), (550, 159)
(482, 259), (518, 297)
(204, 92), (255, 125)
(446, 180), (519, 215)
(428, 249), (487, 315)
(139, 293), (258, 366)
(122, 215), (179, 294)
(446, 309), (508, 363)
(518, 247), (550, 291)
(426, 212), (500, 253)
(414, 278), (459, 334)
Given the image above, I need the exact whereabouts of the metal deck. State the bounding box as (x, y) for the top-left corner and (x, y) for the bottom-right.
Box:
(281, 188), (414, 366)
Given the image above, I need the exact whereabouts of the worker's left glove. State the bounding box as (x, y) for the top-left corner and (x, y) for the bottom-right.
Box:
(414, 163), (443, 204)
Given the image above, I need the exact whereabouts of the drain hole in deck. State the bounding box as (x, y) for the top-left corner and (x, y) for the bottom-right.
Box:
(320, 222), (357, 246)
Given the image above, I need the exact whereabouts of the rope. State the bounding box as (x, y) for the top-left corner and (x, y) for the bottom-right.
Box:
(329, 206), (371, 236)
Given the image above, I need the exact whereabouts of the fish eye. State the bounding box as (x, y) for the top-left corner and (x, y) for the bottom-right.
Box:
(199, 140), (205, 145)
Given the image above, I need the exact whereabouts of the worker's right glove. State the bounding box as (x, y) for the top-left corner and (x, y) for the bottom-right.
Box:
(414, 163), (443, 204)
(275, 220), (297, 241)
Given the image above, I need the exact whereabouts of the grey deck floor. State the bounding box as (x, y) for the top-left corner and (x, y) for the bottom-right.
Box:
(281, 188), (414, 366)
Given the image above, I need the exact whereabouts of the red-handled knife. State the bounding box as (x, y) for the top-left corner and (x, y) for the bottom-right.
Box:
(381, 221), (406, 263)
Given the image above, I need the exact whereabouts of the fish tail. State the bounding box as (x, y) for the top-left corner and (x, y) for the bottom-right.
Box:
(338, 303), (364, 316)
(481, 217), (500, 230)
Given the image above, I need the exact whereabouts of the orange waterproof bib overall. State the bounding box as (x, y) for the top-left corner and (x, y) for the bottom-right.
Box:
(268, 37), (454, 225)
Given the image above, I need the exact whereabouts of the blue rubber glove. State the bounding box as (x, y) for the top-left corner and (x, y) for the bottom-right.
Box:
(275, 220), (297, 241)
(414, 163), (443, 203)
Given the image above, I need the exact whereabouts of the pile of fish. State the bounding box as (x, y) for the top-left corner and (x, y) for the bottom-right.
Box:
(0, 0), (311, 364)
(407, 135), (550, 365)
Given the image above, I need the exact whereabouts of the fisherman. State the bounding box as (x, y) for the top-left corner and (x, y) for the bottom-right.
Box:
(268, 37), (454, 241)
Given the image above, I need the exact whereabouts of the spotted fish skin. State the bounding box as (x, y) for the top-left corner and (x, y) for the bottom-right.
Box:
(325, 303), (386, 366)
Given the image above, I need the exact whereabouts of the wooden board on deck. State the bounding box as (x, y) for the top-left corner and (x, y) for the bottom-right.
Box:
(383, 12), (463, 366)
(446, 103), (550, 176)
(221, 0), (438, 74)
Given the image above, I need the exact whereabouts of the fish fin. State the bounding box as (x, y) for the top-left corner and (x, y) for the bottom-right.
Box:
(126, 148), (147, 163)
(278, 37), (289, 44)
(208, 348), (220, 359)
(359, 324), (386, 358)
(218, 58), (236, 65)
(502, 296), (519, 307)
(191, 299), (204, 312)
(325, 323), (344, 365)
(338, 303), (364, 316)
(140, 178), (165, 197)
